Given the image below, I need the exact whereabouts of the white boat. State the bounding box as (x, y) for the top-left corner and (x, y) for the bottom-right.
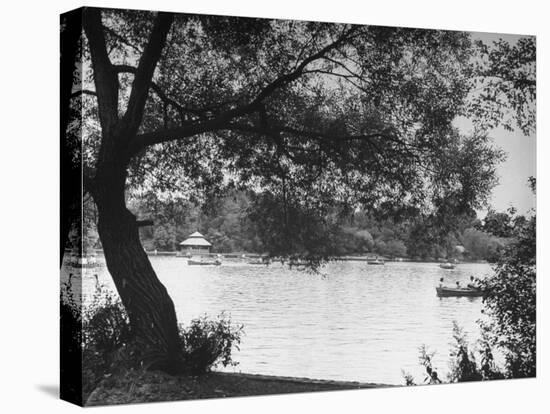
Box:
(188, 259), (222, 266)
(367, 258), (385, 265)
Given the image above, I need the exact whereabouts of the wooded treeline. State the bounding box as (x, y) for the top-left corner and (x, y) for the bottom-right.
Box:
(75, 189), (513, 261)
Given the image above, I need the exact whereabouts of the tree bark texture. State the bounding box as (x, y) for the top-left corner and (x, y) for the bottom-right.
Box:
(82, 8), (182, 373)
(94, 164), (183, 373)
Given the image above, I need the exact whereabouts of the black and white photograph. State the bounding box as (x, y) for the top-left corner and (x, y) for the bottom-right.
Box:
(58, 4), (538, 407)
(3, 1), (548, 413)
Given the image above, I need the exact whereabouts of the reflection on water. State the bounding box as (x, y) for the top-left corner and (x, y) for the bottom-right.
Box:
(76, 258), (492, 385)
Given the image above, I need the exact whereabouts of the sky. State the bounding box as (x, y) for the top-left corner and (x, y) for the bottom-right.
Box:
(457, 31), (536, 216)
(487, 127), (536, 214)
(454, 118), (536, 216)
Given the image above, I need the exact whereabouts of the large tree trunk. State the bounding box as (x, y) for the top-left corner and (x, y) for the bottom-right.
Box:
(94, 165), (183, 373)
(80, 7), (181, 374)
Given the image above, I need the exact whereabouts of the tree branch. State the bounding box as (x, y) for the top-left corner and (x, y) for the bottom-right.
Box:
(249, 26), (359, 107)
(103, 25), (144, 56)
(114, 65), (194, 123)
(83, 7), (119, 133)
(226, 122), (390, 144)
(128, 26), (360, 154)
(122, 12), (174, 134)
(130, 117), (231, 154)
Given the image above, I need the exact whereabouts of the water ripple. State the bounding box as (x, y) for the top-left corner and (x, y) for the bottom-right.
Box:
(74, 258), (490, 385)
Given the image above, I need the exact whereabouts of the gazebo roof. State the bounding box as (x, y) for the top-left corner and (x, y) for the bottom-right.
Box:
(188, 231), (205, 238)
(179, 231), (212, 247)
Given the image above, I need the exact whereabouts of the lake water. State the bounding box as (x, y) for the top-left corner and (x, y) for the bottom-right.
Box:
(72, 258), (492, 385)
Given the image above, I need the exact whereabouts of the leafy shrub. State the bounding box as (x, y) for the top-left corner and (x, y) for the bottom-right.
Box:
(447, 322), (483, 382)
(60, 279), (84, 404)
(418, 345), (442, 384)
(80, 282), (134, 398)
(404, 321), (505, 386)
(478, 214), (536, 378)
(179, 313), (244, 375)
(61, 278), (244, 399)
(82, 282), (132, 354)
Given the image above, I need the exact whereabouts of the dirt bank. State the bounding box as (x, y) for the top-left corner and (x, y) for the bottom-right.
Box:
(86, 369), (389, 406)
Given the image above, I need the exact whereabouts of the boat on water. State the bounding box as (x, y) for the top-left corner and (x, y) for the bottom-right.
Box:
(248, 259), (270, 265)
(188, 259), (222, 266)
(367, 258), (385, 265)
(436, 286), (483, 297)
(439, 262), (456, 269)
(66, 254), (103, 268)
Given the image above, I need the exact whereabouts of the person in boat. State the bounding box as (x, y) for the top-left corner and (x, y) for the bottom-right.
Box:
(456, 281), (461, 288)
(467, 276), (479, 290)
(439, 277), (444, 287)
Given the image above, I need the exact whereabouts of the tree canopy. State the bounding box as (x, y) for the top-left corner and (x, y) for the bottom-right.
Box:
(66, 7), (535, 371)
(74, 9), (520, 263)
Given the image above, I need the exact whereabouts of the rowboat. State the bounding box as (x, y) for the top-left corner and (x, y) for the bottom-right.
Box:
(439, 263), (456, 269)
(188, 259), (222, 266)
(367, 259), (385, 265)
(248, 259), (270, 265)
(436, 286), (483, 297)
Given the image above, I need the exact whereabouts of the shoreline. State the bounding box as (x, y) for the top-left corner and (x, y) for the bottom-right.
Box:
(85, 370), (391, 406)
(67, 250), (488, 265)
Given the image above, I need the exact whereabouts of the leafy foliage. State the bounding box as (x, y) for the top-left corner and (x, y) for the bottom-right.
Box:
(179, 313), (244, 375)
(404, 321), (503, 385)
(478, 205), (536, 377)
(78, 12), (512, 264)
(469, 37), (536, 135)
(61, 278), (244, 397)
(82, 282), (132, 356)
(447, 322), (483, 382)
(60, 278), (84, 403)
(418, 345), (442, 384)
(461, 228), (505, 262)
(129, 189), (506, 262)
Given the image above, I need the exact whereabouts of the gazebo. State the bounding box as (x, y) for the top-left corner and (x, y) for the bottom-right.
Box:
(179, 231), (212, 256)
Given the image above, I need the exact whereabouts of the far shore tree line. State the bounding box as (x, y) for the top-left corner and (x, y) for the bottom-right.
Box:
(73, 188), (526, 263)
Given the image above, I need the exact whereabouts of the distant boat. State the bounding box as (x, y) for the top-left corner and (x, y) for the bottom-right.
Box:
(188, 259), (222, 266)
(367, 258), (385, 265)
(248, 258), (270, 265)
(436, 286), (483, 297)
(66, 254), (103, 268)
(439, 262), (456, 269)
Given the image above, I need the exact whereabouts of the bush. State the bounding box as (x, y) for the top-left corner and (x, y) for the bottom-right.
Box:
(82, 281), (132, 353)
(61, 278), (244, 399)
(447, 322), (483, 382)
(403, 321), (506, 386)
(179, 313), (244, 375)
(60, 279), (84, 404)
(478, 214), (536, 378)
(61, 279), (135, 399)
(418, 345), (442, 384)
